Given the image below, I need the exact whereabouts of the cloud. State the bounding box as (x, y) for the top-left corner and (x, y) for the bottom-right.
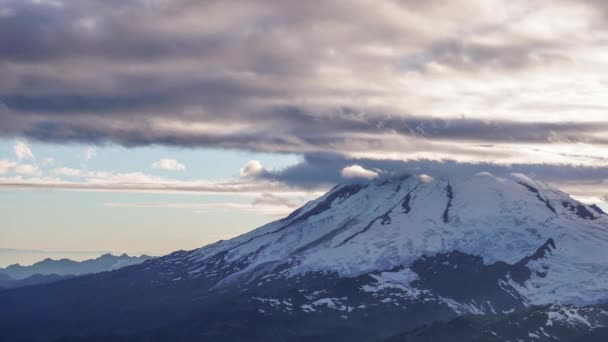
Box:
(252, 193), (298, 209)
(151, 158), (186, 171)
(54, 167), (82, 177)
(13, 141), (34, 160)
(104, 198), (300, 217)
(0, 0), (607, 206)
(253, 152), (608, 200)
(0, 169), (316, 196)
(0, 159), (38, 175)
(0, 8), (15, 18)
(0, 0), (606, 168)
(417, 174), (435, 183)
(42, 157), (55, 166)
(341, 164), (380, 180)
(240, 160), (265, 178)
(3, 151), (608, 210)
(0, 160), (16, 174)
(84, 147), (96, 161)
(12, 164), (38, 175)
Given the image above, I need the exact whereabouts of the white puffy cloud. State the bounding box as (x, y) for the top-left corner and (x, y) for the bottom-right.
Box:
(14, 141), (34, 161)
(13, 164), (38, 175)
(151, 158), (186, 171)
(341, 164), (379, 180)
(0, 160), (17, 174)
(54, 167), (82, 177)
(240, 160), (265, 178)
(417, 174), (435, 184)
(0, 159), (39, 175)
(84, 147), (96, 161)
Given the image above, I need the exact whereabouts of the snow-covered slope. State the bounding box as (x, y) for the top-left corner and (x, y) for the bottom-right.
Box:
(160, 172), (608, 307)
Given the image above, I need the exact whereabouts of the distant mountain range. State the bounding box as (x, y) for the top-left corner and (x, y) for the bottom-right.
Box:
(1, 173), (607, 341)
(0, 253), (153, 289)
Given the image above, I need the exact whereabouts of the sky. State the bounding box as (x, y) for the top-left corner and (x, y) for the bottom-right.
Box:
(2, 0), (608, 266)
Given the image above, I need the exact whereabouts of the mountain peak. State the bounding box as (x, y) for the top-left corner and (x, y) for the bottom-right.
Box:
(166, 172), (608, 306)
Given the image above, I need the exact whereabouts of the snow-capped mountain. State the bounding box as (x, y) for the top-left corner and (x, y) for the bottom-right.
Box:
(163, 172), (608, 306)
(1, 172), (607, 341)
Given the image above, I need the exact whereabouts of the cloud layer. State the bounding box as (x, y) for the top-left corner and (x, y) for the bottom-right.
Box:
(341, 165), (380, 180)
(151, 158), (186, 171)
(1, 0), (608, 167)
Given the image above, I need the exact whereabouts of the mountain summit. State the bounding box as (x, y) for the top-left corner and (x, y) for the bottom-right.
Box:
(1, 172), (607, 341)
(189, 172), (608, 303)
